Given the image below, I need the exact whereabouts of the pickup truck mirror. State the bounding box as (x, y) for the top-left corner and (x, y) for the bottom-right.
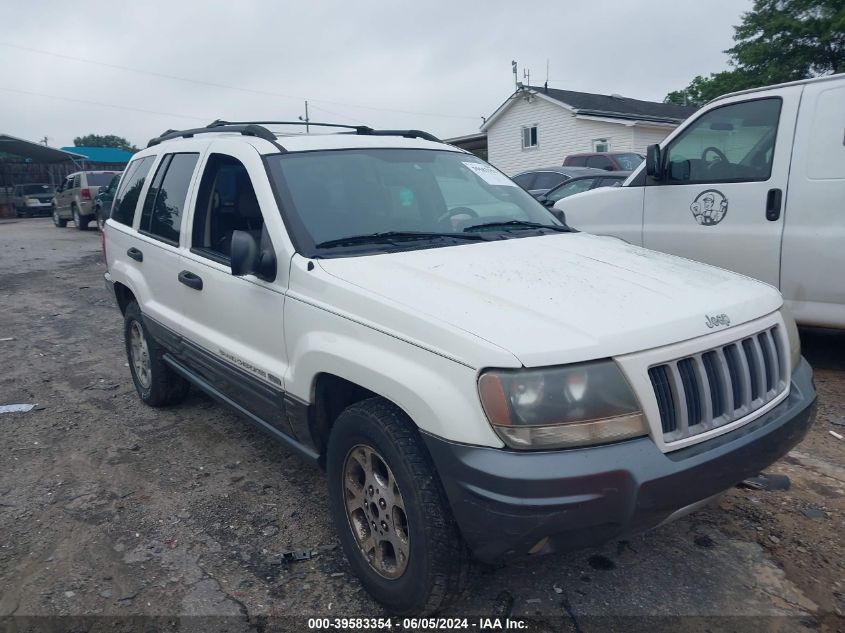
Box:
(550, 208), (567, 224)
(230, 230), (277, 282)
(646, 144), (662, 179)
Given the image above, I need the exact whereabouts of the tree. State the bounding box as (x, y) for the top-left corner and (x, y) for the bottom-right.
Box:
(73, 134), (138, 153)
(665, 0), (845, 107)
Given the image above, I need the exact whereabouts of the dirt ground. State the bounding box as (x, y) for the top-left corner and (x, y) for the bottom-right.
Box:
(0, 218), (842, 632)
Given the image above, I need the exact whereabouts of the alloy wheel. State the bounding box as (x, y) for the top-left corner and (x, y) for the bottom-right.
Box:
(342, 444), (410, 579)
(129, 321), (152, 389)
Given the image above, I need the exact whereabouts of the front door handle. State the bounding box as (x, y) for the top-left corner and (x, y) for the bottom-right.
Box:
(766, 188), (782, 221)
(178, 270), (203, 291)
(126, 247), (143, 262)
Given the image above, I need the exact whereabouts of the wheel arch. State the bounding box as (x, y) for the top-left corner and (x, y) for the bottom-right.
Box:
(113, 281), (137, 315)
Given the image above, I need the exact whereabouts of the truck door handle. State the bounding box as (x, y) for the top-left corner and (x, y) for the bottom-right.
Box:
(126, 247), (143, 262)
(766, 188), (782, 221)
(178, 270), (203, 291)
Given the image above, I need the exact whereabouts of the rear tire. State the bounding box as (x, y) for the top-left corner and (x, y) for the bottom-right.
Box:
(123, 301), (190, 407)
(72, 204), (88, 231)
(327, 397), (471, 615)
(52, 207), (67, 228)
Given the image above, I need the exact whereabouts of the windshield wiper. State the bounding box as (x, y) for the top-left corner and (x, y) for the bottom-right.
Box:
(315, 231), (488, 249)
(462, 220), (572, 233)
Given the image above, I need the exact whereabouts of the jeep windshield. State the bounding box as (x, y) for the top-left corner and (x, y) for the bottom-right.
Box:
(265, 149), (569, 257)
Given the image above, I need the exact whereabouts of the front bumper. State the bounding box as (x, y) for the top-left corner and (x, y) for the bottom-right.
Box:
(423, 359), (816, 563)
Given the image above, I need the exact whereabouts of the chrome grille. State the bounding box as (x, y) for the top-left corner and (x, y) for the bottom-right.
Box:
(648, 326), (788, 443)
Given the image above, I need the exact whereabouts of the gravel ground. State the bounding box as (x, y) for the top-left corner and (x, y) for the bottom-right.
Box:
(0, 218), (843, 632)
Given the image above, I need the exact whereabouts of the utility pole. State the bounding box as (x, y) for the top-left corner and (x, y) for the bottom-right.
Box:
(298, 100), (310, 133)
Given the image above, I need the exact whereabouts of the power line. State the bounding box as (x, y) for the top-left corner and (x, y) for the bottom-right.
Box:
(0, 41), (478, 121)
(0, 86), (212, 122)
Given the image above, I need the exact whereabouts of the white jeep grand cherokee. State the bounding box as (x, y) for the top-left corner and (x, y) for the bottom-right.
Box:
(103, 120), (816, 615)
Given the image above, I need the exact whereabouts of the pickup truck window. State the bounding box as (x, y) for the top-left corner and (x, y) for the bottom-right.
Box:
(664, 97), (782, 184)
(266, 149), (561, 256)
(111, 156), (155, 226)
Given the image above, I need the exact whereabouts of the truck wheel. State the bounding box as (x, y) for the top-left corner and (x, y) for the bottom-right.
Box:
(72, 204), (88, 231)
(327, 397), (470, 615)
(52, 207), (67, 228)
(123, 301), (190, 407)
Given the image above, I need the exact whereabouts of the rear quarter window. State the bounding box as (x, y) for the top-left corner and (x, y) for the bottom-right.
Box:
(111, 156), (155, 226)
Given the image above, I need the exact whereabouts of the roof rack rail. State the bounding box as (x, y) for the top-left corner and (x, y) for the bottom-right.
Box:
(210, 120), (442, 142)
(356, 129), (442, 143)
(147, 122), (286, 150)
(208, 119), (374, 134)
(146, 120), (443, 149)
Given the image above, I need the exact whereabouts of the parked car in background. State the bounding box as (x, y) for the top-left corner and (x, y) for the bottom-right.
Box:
(511, 166), (605, 197)
(537, 171), (630, 207)
(564, 152), (644, 171)
(555, 73), (845, 329)
(93, 173), (121, 228)
(104, 121), (815, 615)
(12, 183), (55, 217)
(52, 170), (120, 230)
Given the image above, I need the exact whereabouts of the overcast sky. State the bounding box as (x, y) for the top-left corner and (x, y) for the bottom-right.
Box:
(2, 0), (750, 149)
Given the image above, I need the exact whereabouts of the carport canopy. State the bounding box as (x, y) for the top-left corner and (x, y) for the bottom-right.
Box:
(0, 134), (85, 163)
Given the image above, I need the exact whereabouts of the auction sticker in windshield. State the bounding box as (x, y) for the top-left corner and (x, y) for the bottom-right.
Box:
(462, 162), (517, 187)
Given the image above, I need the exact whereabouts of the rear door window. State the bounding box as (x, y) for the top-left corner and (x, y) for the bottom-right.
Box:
(86, 173), (116, 187)
(139, 153), (199, 244)
(511, 173), (536, 190)
(111, 156), (155, 226)
(532, 171), (567, 190)
(567, 156), (587, 167)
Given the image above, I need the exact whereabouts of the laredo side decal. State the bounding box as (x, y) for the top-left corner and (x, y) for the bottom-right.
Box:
(690, 190), (728, 226)
(218, 349), (281, 386)
(705, 313), (731, 329)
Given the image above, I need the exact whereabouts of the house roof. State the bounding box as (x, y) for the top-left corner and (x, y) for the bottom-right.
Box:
(60, 146), (134, 163)
(481, 86), (697, 131)
(0, 134), (85, 163)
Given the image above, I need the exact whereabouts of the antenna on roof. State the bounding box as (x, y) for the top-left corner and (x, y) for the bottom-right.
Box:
(511, 60), (518, 91)
(523, 67), (530, 88)
(545, 59), (549, 93)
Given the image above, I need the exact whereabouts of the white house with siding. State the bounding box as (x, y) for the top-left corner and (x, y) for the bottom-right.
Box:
(481, 85), (696, 175)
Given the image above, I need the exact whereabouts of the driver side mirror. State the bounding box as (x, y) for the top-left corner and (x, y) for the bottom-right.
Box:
(230, 230), (277, 282)
(646, 144), (662, 180)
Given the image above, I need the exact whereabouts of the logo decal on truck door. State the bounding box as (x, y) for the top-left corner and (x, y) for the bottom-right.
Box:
(690, 190), (728, 226)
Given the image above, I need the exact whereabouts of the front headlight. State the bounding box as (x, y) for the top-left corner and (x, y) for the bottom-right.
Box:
(781, 305), (801, 371)
(478, 360), (647, 450)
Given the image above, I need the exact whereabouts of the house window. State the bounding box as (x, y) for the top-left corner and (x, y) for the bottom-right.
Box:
(522, 125), (538, 149)
(593, 138), (610, 152)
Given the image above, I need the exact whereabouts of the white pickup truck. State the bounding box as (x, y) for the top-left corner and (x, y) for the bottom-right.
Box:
(555, 73), (845, 329)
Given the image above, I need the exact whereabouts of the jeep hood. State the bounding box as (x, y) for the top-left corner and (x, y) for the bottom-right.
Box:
(316, 233), (782, 368)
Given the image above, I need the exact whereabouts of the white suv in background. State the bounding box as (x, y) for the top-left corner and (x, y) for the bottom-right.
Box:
(103, 120), (816, 615)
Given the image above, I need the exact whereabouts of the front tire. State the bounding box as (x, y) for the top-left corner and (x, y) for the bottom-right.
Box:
(52, 207), (67, 228)
(327, 398), (470, 615)
(72, 204), (88, 231)
(123, 301), (190, 407)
